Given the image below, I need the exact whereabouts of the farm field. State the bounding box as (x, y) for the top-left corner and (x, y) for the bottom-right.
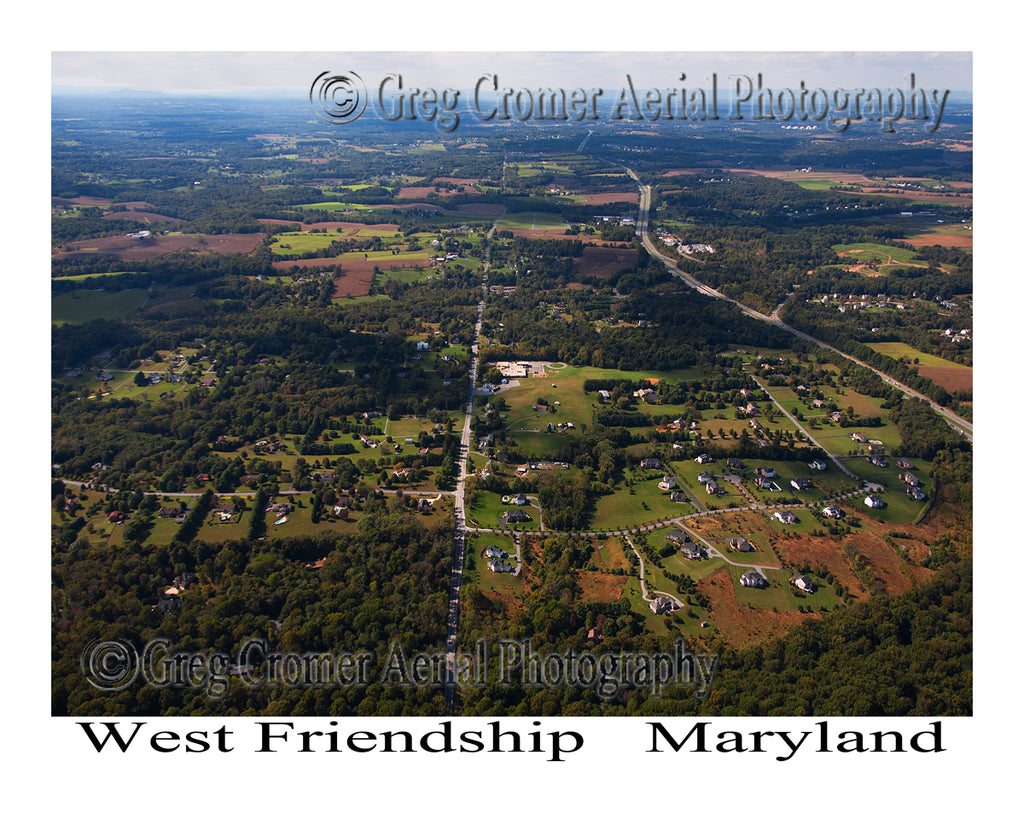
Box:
(294, 201), (378, 211)
(52, 289), (148, 324)
(495, 211), (568, 236)
(570, 245), (639, 279)
(867, 341), (972, 370)
(54, 232), (263, 260)
(867, 341), (972, 393)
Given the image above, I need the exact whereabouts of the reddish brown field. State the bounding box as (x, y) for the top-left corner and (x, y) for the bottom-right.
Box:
(309, 221), (401, 234)
(331, 269), (376, 298)
(578, 235), (636, 247)
(731, 168), (880, 186)
(505, 228), (571, 239)
(383, 202), (446, 212)
(699, 567), (812, 646)
(117, 201), (159, 211)
(903, 233), (974, 249)
(102, 211), (179, 224)
(576, 192), (637, 205)
(259, 220), (402, 235)
(916, 365), (972, 393)
(397, 186), (463, 199)
(273, 252), (430, 298)
(258, 218), (303, 227)
(571, 245), (639, 279)
(55, 233), (262, 261)
(773, 515), (935, 600)
(576, 571), (627, 603)
(51, 196), (113, 208)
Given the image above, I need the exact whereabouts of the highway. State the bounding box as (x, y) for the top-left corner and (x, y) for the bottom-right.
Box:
(627, 168), (972, 442)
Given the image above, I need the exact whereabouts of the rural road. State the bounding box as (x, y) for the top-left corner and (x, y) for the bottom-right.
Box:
(444, 219), (495, 711)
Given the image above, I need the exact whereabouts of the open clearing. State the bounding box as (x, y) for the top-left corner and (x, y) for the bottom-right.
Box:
(55, 233), (263, 260)
(101, 211), (179, 224)
(52, 289), (148, 324)
(867, 341), (971, 392)
(916, 365), (972, 392)
(903, 231), (973, 249)
(731, 168), (972, 205)
(867, 341), (971, 370)
(575, 192), (637, 205)
(698, 567), (812, 646)
(571, 245), (639, 279)
(496, 211), (568, 237)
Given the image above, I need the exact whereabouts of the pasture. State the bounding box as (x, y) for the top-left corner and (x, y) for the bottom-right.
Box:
(52, 289), (148, 324)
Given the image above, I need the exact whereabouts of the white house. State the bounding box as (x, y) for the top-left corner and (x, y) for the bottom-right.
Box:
(791, 575), (815, 593)
(740, 569), (766, 588)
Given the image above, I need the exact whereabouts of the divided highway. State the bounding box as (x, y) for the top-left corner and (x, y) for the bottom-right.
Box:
(628, 168), (972, 442)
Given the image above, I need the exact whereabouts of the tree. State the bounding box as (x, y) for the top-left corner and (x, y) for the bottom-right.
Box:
(133, 371), (148, 387)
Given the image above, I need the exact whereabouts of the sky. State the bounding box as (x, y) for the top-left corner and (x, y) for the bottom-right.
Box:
(51, 51), (973, 96)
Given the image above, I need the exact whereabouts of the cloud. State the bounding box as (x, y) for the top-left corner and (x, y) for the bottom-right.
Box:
(52, 51), (972, 95)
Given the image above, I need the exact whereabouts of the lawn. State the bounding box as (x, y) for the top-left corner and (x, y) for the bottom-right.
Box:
(498, 364), (703, 436)
(466, 533), (523, 595)
(507, 430), (569, 460)
(851, 482), (932, 525)
(591, 478), (691, 530)
(730, 565), (842, 613)
(619, 573), (712, 640)
(468, 491), (540, 531)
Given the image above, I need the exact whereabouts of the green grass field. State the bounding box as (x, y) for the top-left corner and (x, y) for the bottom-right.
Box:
(788, 178), (852, 190)
(867, 342), (972, 370)
(270, 232), (345, 254)
(295, 202), (377, 211)
(495, 211), (568, 231)
(376, 266), (436, 284)
(832, 242), (922, 265)
(52, 289), (148, 324)
(591, 479), (690, 530)
(53, 270), (142, 282)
